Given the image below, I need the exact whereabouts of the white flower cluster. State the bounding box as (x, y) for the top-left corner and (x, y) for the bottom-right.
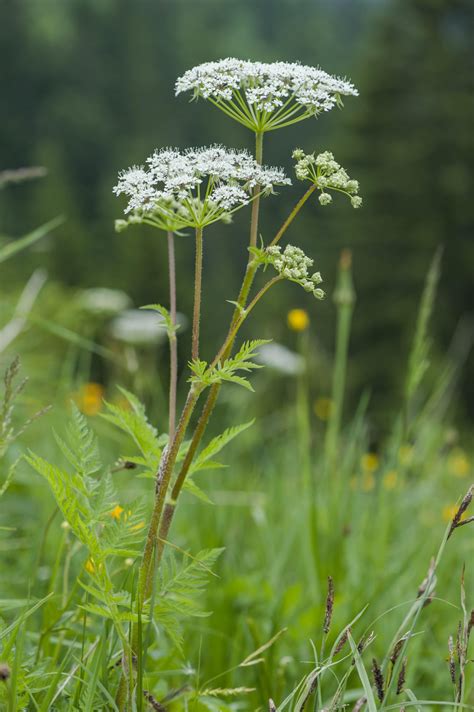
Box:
(266, 244), (324, 299)
(292, 149), (362, 208)
(114, 146), (290, 227)
(176, 59), (358, 128)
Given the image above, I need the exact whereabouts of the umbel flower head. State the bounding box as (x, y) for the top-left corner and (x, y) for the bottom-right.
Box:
(114, 145), (290, 229)
(292, 149), (362, 208)
(176, 59), (358, 133)
(267, 244), (325, 299)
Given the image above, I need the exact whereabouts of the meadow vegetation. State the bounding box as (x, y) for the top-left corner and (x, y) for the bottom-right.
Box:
(0, 56), (473, 712)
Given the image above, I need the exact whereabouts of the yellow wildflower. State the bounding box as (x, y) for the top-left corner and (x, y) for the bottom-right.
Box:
(85, 559), (95, 574)
(361, 453), (379, 473)
(448, 449), (470, 478)
(110, 505), (124, 520)
(314, 397), (332, 421)
(383, 470), (398, 491)
(74, 382), (104, 416)
(287, 308), (310, 332)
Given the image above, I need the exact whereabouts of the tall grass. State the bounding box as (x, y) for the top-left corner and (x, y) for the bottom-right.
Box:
(1, 246), (472, 709)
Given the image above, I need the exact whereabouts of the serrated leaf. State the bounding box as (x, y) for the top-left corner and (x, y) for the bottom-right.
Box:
(101, 389), (161, 468)
(189, 421), (254, 476)
(140, 304), (178, 335)
(154, 548), (224, 649)
(182, 477), (214, 504)
(189, 341), (269, 392)
(26, 452), (101, 557)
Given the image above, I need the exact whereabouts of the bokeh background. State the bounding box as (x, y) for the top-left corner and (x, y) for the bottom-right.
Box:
(1, 0), (473, 427)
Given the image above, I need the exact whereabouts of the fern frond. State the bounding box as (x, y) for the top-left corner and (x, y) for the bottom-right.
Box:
(80, 603), (142, 624)
(91, 470), (119, 520)
(54, 404), (101, 483)
(101, 388), (162, 469)
(101, 497), (147, 557)
(154, 548), (224, 649)
(26, 453), (101, 557)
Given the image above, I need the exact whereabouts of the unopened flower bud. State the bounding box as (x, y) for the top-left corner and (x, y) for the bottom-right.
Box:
(319, 192), (332, 206)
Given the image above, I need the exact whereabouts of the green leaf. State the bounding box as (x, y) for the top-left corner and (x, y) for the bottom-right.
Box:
(0, 216), (63, 264)
(189, 420), (254, 476)
(53, 403), (101, 481)
(182, 477), (214, 504)
(140, 303), (179, 335)
(101, 388), (162, 469)
(154, 548), (224, 651)
(26, 452), (101, 557)
(189, 341), (270, 392)
(347, 632), (378, 712)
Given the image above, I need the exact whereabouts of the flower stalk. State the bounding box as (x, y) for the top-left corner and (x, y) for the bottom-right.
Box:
(167, 231), (178, 440)
(192, 227), (203, 362)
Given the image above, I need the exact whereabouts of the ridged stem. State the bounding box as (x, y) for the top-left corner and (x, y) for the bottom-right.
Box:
(167, 231), (177, 441)
(192, 227), (203, 362)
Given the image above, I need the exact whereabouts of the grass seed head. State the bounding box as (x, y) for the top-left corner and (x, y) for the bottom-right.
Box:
(323, 576), (335, 634)
(143, 690), (166, 711)
(390, 636), (407, 665)
(334, 626), (350, 655)
(397, 658), (407, 694)
(371, 657), (385, 702)
(448, 484), (474, 538)
(448, 635), (456, 684)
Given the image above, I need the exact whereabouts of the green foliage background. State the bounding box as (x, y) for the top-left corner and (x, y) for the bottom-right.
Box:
(1, 0), (473, 422)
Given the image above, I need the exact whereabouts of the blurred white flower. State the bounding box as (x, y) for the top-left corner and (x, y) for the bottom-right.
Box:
(78, 288), (132, 316)
(114, 145), (290, 227)
(256, 342), (304, 376)
(176, 59), (358, 131)
(109, 309), (187, 346)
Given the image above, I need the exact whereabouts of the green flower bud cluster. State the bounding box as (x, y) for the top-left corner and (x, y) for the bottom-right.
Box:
(292, 149), (362, 209)
(266, 244), (324, 299)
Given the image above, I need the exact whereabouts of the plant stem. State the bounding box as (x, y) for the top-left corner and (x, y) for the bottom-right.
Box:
(249, 131), (263, 249)
(157, 187), (320, 554)
(138, 277), (280, 639)
(152, 133), (265, 560)
(269, 183), (317, 247)
(138, 386), (201, 604)
(167, 276), (282, 509)
(192, 227), (203, 362)
(167, 231), (178, 441)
